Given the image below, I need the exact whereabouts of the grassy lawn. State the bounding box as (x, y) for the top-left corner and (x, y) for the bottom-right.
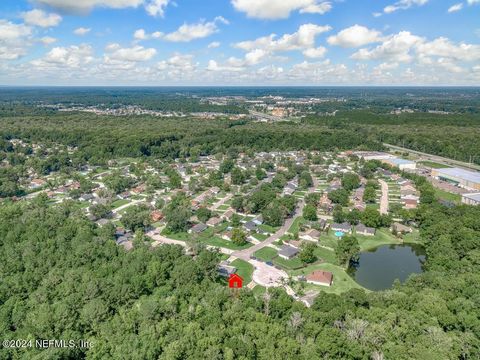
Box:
(433, 188), (461, 203)
(355, 229), (403, 251)
(313, 247), (336, 263)
(203, 236), (253, 250)
(217, 204), (230, 210)
(287, 216), (305, 234)
(251, 233), (269, 241)
(419, 161), (451, 169)
(231, 259), (254, 284)
(291, 263), (366, 295)
(258, 224), (279, 233)
(110, 199), (130, 209)
(254, 247), (277, 261)
(274, 256), (304, 270)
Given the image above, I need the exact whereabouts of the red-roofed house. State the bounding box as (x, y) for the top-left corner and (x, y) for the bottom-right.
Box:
(306, 270), (333, 287)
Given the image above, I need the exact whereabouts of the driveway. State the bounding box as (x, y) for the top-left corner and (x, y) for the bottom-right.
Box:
(250, 260), (288, 287)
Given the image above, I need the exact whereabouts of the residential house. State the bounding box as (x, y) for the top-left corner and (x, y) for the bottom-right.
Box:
(243, 221), (258, 232)
(252, 214), (264, 225)
(392, 222), (413, 234)
(189, 223), (207, 234)
(206, 217), (222, 227)
(300, 229), (321, 242)
(306, 270), (333, 287)
(355, 223), (376, 236)
(221, 209), (235, 221)
(278, 245), (299, 260)
(331, 222), (352, 234)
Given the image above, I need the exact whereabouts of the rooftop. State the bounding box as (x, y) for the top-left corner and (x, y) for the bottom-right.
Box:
(435, 167), (480, 183)
(388, 158), (416, 165)
(462, 192), (480, 201)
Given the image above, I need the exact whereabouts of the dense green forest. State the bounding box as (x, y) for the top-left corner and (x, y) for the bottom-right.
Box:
(0, 183), (479, 359)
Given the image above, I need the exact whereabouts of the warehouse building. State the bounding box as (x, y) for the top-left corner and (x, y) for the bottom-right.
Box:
(382, 158), (417, 171)
(432, 168), (480, 191)
(462, 192), (480, 206)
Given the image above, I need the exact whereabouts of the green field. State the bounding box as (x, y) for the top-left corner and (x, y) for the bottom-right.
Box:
(419, 161), (451, 169)
(433, 187), (461, 203)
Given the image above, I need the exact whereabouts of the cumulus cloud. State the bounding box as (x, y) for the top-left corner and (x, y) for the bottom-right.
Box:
(351, 31), (423, 62)
(105, 43), (156, 62)
(384, 0), (429, 14)
(144, 0), (171, 17)
(234, 24), (331, 53)
(34, 0), (170, 17)
(231, 0), (332, 19)
(31, 44), (94, 68)
(74, 27), (91, 35)
(303, 46), (327, 58)
(327, 25), (382, 48)
(162, 17), (228, 42)
(416, 37), (480, 61)
(22, 9), (62, 28)
(0, 20), (32, 60)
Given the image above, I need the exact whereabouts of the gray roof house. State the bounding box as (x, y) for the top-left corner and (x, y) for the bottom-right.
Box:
(189, 223), (207, 234)
(244, 221), (258, 232)
(331, 222), (352, 233)
(278, 245), (299, 260)
(355, 223), (376, 236)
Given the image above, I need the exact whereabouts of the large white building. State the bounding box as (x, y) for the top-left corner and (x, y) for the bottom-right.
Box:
(462, 192), (480, 206)
(432, 168), (480, 191)
(382, 158), (417, 171)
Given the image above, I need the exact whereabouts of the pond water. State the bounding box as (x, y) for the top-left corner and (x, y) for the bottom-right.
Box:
(349, 244), (425, 291)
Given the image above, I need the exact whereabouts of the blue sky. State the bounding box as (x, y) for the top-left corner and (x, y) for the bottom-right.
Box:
(0, 0), (479, 85)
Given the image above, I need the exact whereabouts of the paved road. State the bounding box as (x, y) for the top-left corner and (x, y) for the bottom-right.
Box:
(378, 179), (389, 215)
(383, 143), (480, 171)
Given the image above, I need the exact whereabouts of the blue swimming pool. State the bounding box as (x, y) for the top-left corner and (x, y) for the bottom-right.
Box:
(335, 231), (345, 237)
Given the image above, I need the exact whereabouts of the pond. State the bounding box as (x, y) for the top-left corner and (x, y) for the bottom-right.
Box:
(349, 244), (425, 291)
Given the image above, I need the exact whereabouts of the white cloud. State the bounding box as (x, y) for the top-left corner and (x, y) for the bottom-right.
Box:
(231, 0), (332, 19)
(22, 9), (62, 28)
(74, 27), (91, 35)
(157, 54), (197, 71)
(467, 0), (480, 4)
(303, 46), (327, 58)
(134, 29), (147, 40)
(234, 24), (331, 53)
(352, 31), (423, 62)
(299, 2), (332, 15)
(327, 25), (382, 48)
(447, 3), (463, 12)
(384, 0), (428, 14)
(208, 41), (220, 48)
(40, 36), (57, 45)
(34, 0), (170, 17)
(0, 20), (32, 60)
(145, 0), (171, 17)
(416, 37), (480, 61)
(162, 17), (228, 42)
(105, 43), (156, 62)
(31, 44), (94, 68)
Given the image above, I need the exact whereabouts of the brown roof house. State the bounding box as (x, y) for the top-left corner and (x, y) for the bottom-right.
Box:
(306, 270), (333, 287)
